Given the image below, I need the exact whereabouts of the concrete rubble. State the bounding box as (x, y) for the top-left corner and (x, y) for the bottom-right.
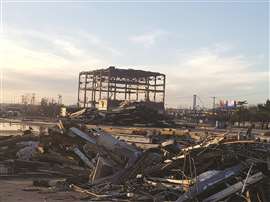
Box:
(0, 120), (270, 202)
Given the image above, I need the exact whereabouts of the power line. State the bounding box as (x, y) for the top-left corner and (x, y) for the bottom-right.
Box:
(196, 95), (205, 108)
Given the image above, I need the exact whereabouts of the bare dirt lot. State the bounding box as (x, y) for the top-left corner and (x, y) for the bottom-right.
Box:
(0, 178), (84, 202)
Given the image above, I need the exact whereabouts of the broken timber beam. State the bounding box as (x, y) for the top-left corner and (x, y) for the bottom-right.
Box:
(202, 172), (264, 202)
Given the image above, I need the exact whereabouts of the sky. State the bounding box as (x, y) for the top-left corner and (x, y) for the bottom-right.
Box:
(0, 0), (269, 108)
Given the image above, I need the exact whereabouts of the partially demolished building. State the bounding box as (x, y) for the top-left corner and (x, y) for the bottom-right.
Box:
(77, 66), (166, 110)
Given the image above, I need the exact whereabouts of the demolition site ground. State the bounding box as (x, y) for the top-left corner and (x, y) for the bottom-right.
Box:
(0, 116), (270, 202)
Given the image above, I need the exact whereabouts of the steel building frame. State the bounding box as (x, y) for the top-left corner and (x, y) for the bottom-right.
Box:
(77, 66), (166, 108)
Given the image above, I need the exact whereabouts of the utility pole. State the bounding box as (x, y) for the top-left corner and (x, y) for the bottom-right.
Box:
(211, 96), (217, 127)
(211, 96), (216, 110)
(193, 94), (197, 110)
(0, 70), (3, 111)
(58, 94), (62, 105)
(31, 93), (35, 105)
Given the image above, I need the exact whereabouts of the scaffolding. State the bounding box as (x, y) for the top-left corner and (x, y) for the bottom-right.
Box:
(77, 66), (166, 109)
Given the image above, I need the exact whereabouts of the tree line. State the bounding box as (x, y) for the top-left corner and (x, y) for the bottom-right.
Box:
(230, 99), (270, 129)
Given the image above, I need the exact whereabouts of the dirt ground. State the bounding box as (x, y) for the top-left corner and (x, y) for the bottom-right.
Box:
(0, 178), (84, 202)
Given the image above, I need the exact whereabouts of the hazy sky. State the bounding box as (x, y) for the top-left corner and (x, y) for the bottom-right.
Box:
(0, 1), (269, 107)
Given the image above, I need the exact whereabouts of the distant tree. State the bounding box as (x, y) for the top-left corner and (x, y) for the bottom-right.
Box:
(248, 105), (258, 123)
(230, 100), (270, 129)
(231, 106), (250, 127)
(256, 99), (270, 129)
(40, 97), (61, 118)
(40, 98), (48, 107)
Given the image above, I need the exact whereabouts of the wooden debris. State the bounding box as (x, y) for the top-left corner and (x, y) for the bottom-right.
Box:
(0, 119), (270, 202)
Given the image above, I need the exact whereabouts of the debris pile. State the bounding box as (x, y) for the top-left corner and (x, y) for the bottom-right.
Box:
(69, 102), (173, 127)
(0, 121), (270, 202)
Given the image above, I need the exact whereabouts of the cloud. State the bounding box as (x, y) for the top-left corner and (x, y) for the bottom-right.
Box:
(163, 45), (269, 107)
(129, 30), (168, 48)
(1, 27), (268, 108)
(79, 32), (122, 56)
(114, 43), (268, 107)
(1, 27), (122, 104)
(1, 28), (111, 72)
